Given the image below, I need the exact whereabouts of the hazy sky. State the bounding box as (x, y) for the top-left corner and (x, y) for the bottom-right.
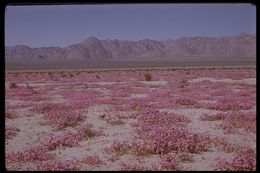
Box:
(5, 3), (256, 48)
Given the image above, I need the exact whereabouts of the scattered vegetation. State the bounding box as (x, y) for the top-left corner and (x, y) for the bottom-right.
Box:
(96, 75), (101, 79)
(215, 146), (256, 171)
(5, 68), (256, 171)
(180, 79), (189, 88)
(9, 82), (17, 88)
(144, 73), (152, 81)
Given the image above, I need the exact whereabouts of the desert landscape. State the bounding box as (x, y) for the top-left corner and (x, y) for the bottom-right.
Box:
(5, 3), (256, 171)
(5, 33), (256, 69)
(5, 66), (256, 171)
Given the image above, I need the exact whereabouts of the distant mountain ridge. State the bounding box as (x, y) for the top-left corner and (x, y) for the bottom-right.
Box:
(5, 33), (256, 62)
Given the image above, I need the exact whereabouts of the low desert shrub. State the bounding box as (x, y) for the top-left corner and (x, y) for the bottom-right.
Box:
(134, 108), (209, 154)
(131, 139), (155, 156)
(69, 73), (74, 78)
(120, 162), (154, 171)
(100, 113), (124, 126)
(215, 146), (256, 171)
(83, 155), (104, 166)
(209, 98), (252, 111)
(200, 113), (224, 121)
(186, 71), (191, 75)
(144, 73), (152, 81)
(175, 97), (198, 106)
(5, 145), (54, 163)
(9, 82), (17, 88)
(160, 153), (180, 170)
(210, 137), (237, 153)
(39, 131), (83, 150)
(5, 111), (18, 119)
(177, 152), (193, 162)
(36, 159), (79, 171)
(219, 111), (256, 134)
(96, 75), (100, 79)
(180, 79), (189, 88)
(5, 126), (20, 139)
(39, 125), (99, 150)
(103, 140), (131, 161)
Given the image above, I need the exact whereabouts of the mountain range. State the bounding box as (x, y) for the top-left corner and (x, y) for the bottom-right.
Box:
(5, 33), (256, 68)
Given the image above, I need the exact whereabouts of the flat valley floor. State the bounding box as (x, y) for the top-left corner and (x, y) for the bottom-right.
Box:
(5, 67), (256, 171)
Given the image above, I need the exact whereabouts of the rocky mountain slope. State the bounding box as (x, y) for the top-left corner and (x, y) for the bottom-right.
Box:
(5, 33), (256, 62)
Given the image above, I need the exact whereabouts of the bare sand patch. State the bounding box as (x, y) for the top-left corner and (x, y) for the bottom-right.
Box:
(189, 77), (256, 85)
(141, 80), (169, 85)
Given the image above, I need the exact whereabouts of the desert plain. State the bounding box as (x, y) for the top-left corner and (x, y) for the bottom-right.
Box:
(5, 66), (256, 171)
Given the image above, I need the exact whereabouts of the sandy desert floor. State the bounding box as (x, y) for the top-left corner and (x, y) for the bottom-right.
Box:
(5, 67), (256, 171)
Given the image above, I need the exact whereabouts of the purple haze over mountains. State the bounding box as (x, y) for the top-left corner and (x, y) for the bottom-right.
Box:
(5, 33), (256, 62)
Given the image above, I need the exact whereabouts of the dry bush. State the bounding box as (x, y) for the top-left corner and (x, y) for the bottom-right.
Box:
(69, 73), (74, 78)
(186, 71), (191, 75)
(200, 113), (223, 121)
(144, 73), (152, 81)
(26, 82), (37, 94)
(96, 75), (101, 79)
(9, 82), (17, 88)
(60, 72), (67, 78)
(5, 111), (18, 119)
(100, 113), (124, 126)
(180, 79), (189, 88)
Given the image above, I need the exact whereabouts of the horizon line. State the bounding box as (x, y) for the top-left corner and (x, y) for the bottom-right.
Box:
(5, 32), (255, 48)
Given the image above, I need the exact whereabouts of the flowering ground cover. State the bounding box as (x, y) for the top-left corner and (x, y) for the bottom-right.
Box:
(5, 67), (256, 171)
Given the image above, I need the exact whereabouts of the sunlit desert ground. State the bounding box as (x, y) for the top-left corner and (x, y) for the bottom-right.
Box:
(5, 67), (256, 171)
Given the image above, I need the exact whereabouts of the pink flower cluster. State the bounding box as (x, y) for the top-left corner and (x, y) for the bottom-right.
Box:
(149, 89), (171, 99)
(60, 90), (100, 108)
(211, 88), (233, 97)
(39, 124), (103, 150)
(67, 98), (91, 109)
(39, 131), (84, 150)
(36, 159), (79, 171)
(32, 103), (84, 130)
(147, 100), (177, 109)
(120, 162), (156, 171)
(133, 108), (209, 154)
(136, 108), (190, 126)
(104, 140), (131, 156)
(131, 139), (154, 156)
(31, 102), (65, 114)
(83, 155), (104, 166)
(147, 126), (209, 154)
(215, 146), (256, 171)
(5, 125), (20, 139)
(210, 137), (237, 153)
(6, 123), (104, 170)
(160, 153), (180, 170)
(40, 109), (83, 130)
(209, 97), (253, 111)
(111, 97), (151, 112)
(5, 101), (35, 110)
(175, 97), (198, 106)
(219, 111), (256, 134)
(5, 145), (54, 163)
(6, 87), (35, 98)
(112, 89), (131, 98)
